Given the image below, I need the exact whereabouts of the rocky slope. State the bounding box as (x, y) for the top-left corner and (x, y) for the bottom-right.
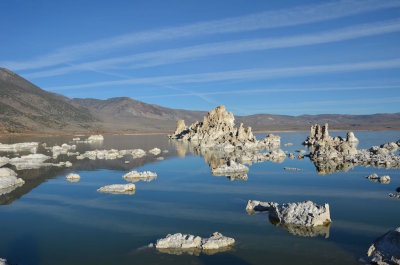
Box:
(0, 68), (95, 132)
(1, 67), (400, 133)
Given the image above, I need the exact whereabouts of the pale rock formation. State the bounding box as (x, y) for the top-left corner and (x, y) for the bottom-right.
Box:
(9, 154), (51, 170)
(72, 137), (80, 141)
(154, 232), (234, 253)
(0, 258), (7, 265)
(303, 124), (400, 174)
(51, 143), (76, 158)
(168, 105), (280, 151)
(123, 171), (157, 182)
(157, 156), (164, 161)
(149, 148), (161, 155)
(288, 153), (295, 159)
(66, 173), (80, 182)
(211, 160), (248, 176)
(284, 143), (294, 147)
(77, 149), (123, 160)
(366, 173), (391, 184)
(0, 157), (9, 167)
(88, 135), (104, 142)
(246, 200), (278, 214)
(367, 227), (400, 265)
(163, 150), (169, 153)
(0, 142), (39, 153)
(97, 183), (135, 194)
(269, 201), (331, 227)
(131, 149), (146, 158)
(0, 168), (24, 195)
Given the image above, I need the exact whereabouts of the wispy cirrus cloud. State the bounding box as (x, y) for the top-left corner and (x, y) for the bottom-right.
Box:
(3, 0), (400, 71)
(25, 19), (400, 79)
(48, 58), (400, 91)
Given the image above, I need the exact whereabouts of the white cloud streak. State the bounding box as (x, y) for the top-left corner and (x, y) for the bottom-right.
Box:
(25, 19), (400, 79)
(48, 58), (400, 91)
(3, 0), (400, 71)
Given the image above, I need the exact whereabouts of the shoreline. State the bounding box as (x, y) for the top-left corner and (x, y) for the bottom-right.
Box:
(1, 128), (400, 139)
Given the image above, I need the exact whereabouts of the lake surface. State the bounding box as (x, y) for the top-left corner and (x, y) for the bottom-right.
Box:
(0, 131), (399, 265)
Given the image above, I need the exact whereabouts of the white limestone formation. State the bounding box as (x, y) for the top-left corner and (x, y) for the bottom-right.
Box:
(97, 183), (136, 194)
(122, 171), (157, 182)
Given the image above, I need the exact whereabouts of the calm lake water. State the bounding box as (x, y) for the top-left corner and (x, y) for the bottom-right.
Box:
(0, 131), (399, 265)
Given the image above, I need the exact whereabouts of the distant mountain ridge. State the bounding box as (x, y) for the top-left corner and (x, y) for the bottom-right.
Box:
(1, 67), (399, 133)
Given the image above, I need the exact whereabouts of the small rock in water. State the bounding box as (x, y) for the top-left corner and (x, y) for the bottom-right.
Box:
(97, 184), (136, 194)
(66, 173), (80, 182)
(367, 227), (400, 265)
(0, 168), (25, 195)
(153, 232), (234, 254)
(0, 258), (7, 265)
(366, 173), (391, 184)
(123, 171), (157, 183)
(284, 143), (293, 147)
(211, 160), (248, 176)
(149, 148), (161, 155)
(284, 167), (301, 171)
(156, 156), (164, 161)
(246, 200), (277, 214)
(124, 161), (130, 164)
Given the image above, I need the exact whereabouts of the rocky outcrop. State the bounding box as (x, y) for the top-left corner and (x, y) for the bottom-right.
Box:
(149, 148), (161, 155)
(304, 124), (400, 174)
(246, 200), (331, 237)
(153, 232), (234, 255)
(0, 258), (7, 265)
(367, 227), (400, 265)
(123, 171), (157, 182)
(97, 183), (135, 194)
(169, 106), (280, 151)
(269, 201), (331, 227)
(66, 173), (80, 182)
(0, 142), (39, 153)
(131, 149), (146, 158)
(0, 168), (24, 195)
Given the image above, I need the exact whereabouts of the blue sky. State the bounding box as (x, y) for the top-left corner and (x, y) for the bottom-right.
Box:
(1, 0), (400, 115)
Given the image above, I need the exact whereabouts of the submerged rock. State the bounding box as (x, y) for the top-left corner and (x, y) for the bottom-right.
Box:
(123, 171), (157, 182)
(270, 201), (331, 227)
(97, 183), (135, 194)
(66, 173), (80, 182)
(0, 168), (24, 195)
(367, 227), (400, 265)
(153, 232), (234, 255)
(149, 148), (161, 155)
(0, 142), (39, 153)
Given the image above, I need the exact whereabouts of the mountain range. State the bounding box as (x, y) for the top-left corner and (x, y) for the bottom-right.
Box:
(1, 67), (399, 134)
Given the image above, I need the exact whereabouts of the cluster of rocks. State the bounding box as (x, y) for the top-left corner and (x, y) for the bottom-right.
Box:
(304, 123), (400, 174)
(48, 143), (76, 158)
(0, 154), (72, 170)
(149, 148), (161, 155)
(169, 106), (281, 151)
(97, 183), (136, 194)
(367, 227), (400, 265)
(123, 171), (157, 182)
(76, 148), (147, 160)
(0, 142), (39, 153)
(366, 173), (391, 184)
(0, 168), (25, 195)
(151, 232), (234, 255)
(246, 200), (331, 238)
